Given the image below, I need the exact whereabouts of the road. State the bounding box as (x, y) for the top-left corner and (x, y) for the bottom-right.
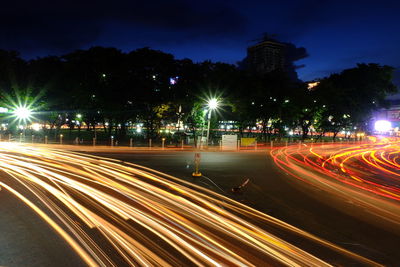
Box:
(0, 141), (398, 265)
(0, 142), (346, 266)
(89, 143), (400, 266)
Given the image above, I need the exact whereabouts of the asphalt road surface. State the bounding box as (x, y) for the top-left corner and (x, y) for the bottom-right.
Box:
(0, 144), (339, 266)
(0, 142), (399, 266)
(90, 148), (400, 266)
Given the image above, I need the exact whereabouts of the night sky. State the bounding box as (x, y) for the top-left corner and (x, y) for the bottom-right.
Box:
(2, 0), (400, 83)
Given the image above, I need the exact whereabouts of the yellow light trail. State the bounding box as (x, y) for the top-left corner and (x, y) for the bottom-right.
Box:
(0, 142), (379, 266)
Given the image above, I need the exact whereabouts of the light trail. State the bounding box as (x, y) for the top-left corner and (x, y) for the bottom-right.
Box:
(271, 138), (400, 227)
(0, 142), (379, 266)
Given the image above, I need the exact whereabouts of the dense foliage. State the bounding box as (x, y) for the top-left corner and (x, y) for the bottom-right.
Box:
(0, 47), (396, 142)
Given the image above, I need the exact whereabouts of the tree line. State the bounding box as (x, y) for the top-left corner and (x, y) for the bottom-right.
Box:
(0, 47), (397, 142)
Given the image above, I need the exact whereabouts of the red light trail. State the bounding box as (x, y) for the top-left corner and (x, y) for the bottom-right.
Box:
(271, 138), (400, 225)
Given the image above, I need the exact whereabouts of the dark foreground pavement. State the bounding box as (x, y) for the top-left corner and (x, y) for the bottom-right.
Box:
(0, 186), (85, 267)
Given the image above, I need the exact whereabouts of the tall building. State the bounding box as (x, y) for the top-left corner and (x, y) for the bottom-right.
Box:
(247, 40), (285, 74)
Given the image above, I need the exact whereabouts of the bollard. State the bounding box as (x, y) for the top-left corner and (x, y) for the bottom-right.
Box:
(237, 140), (240, 151)
(20, 133), (23, 142)
(255, 140), (258, 150)
(93, 137), (96, 146)
(162, 138), (165, 149)
(149, 138), (152, 148)
(181, 139), (184, 150)
(130, 138), (133, 147)
(45, 135), (48, 144)
(270, 140), (273, 148)
(285, 140), (288, 147)
(192, 153), (202, 177)
(60, 134), (63, 145)
(111, 136), (114, 147)
(75, 137), (79, 145)
(32, 135), (34, 143)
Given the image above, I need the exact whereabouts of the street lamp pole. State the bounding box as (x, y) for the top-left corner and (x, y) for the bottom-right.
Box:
(206, 110), (212, 146)
(205, 98), (219, 147)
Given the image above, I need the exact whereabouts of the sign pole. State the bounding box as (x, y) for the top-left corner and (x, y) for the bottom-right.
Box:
(192, 153), (202, 177)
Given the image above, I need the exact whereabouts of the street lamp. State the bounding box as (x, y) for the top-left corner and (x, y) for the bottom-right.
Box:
(205, 98), (219, 146)
(13, 106), (32, 122)
(13, 105), (32, 140)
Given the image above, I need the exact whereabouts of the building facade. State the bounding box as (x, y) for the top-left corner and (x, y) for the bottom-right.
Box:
(247, 40), (285, 74)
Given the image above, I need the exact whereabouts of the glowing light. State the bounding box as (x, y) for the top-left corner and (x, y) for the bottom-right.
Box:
(307, 81), (319, 90)
(374, 120), (392, 132)
(76, 114), (82, 119)
(208, 98), (219, 110)
(32, 123), (41, 131)
(13, 106), (32, 120)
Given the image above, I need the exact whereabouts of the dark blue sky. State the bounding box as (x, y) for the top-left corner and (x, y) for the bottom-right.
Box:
(1, 0), (400, 82)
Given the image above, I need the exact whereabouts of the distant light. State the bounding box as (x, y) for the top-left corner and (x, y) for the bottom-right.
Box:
(76, 114), (82, 119)
(0, 107), (8, 113)
(169, 76), (179, 85)
(32, 123), (41, 131)
(284, 100), (289, 103)
(374, 120), (392, 132)
(307, 81), (320, 90)
(102, 73), (106, 78)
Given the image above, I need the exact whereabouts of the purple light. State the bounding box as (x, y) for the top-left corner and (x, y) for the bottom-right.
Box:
(374, 120), (392, 131)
